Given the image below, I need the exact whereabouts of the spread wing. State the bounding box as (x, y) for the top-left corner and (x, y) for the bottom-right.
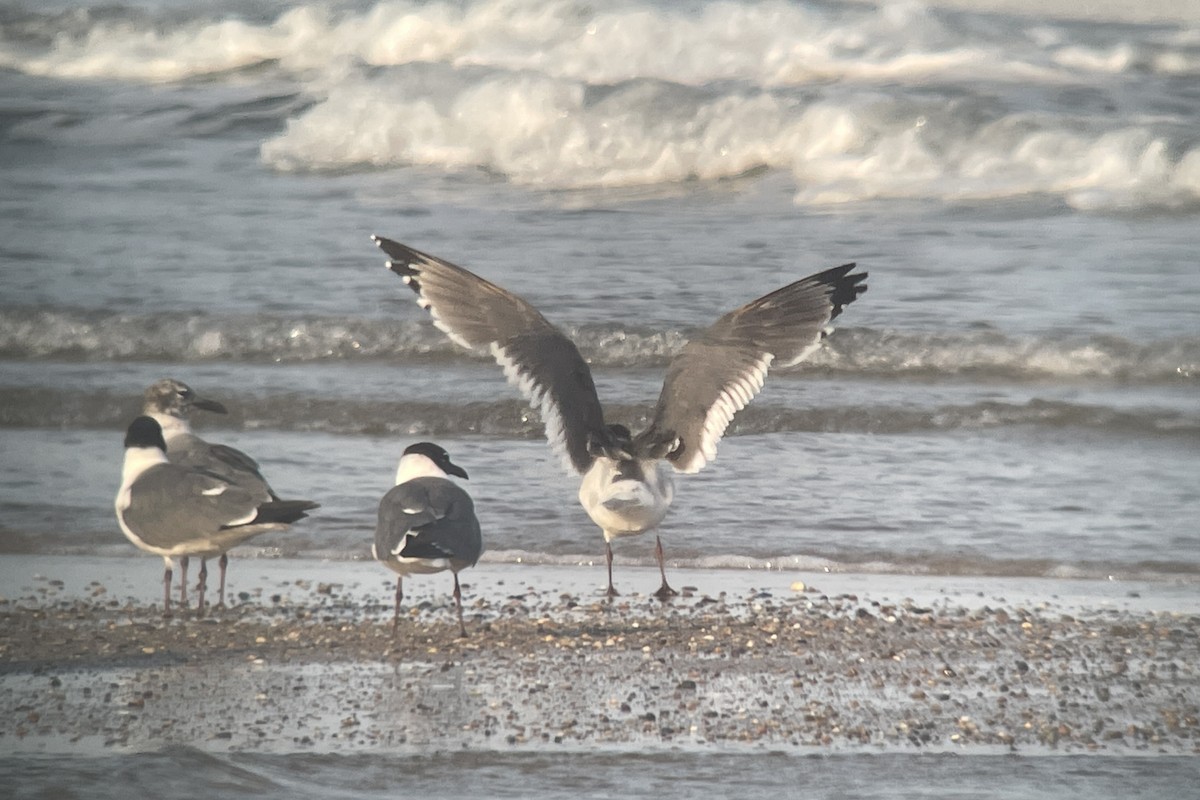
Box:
(637, 263), (867, 474)
(373, 236), (606, 475)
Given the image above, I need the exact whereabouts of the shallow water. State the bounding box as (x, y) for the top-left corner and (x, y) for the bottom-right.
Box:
(5, 749), (1200, 800)
(2, 0), (1198, 575)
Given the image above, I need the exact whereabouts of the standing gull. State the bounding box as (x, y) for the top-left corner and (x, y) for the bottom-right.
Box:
(115, 416), (316, 617)
(372, 236), (866, 599)
(142, 378), (319, 608)
(374, 442), (483, 637)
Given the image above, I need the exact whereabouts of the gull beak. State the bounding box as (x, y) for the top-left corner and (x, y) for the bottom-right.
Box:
(190, 397), (228, 415)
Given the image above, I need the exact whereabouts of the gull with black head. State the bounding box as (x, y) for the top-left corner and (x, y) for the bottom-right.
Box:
(142, 378), (319, 608)
(116, 416), (316, 617)
(372, 235), (866, 599)
(375, 442), (482, 637)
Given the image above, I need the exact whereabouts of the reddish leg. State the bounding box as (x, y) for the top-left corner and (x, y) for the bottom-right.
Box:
(216, 553), (229, 609)
(162, 564), (173, 618)
(453, 573), (467, 638)
(653, 535), (677, 600)
(196, 558), (208, 618)
(392, 576), (403, 636)
(178, 556), (190, 608)
(605, 540), (619, 599)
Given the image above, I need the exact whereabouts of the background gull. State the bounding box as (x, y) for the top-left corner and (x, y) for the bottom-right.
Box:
(115, 416), (317, 617)
(374, 441), (483, 637)
(142, 378), (319, 608)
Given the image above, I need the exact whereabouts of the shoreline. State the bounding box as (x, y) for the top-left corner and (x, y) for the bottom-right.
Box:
(1, 556), (1197, 757)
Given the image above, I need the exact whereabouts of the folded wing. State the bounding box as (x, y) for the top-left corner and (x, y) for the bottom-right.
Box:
(376, 478), (482, 566)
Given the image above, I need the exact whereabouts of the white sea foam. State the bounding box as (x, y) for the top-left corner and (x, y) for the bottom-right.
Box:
(5, 0), (1196, 86)
(5, 1), (1199, 209)
(261, 72), (1200, 209)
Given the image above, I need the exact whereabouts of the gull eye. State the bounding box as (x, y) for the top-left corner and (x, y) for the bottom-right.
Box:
(667, 437), (684, 459)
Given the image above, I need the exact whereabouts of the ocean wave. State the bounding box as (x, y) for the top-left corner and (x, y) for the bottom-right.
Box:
(260, 69), (1200, 210)
(0, 308), (1194, 383)
(5, 2), (1198, 210)
(3, 0), (1196, 85)
(2, 384), (1195, 440)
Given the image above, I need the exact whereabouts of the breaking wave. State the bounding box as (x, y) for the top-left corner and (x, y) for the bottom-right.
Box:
(260, 69), (1200, 209)
(3, 0), (1199, 209)
(0, 308), (1194, 383)
(4, 0), (1198, 85)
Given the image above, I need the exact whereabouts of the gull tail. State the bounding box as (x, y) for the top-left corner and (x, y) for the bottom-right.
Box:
(245, 499), (318, 526)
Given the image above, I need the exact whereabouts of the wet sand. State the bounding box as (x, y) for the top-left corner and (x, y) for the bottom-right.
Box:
(1, 556), (1197, 755)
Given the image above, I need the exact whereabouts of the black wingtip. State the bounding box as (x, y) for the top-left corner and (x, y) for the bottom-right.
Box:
(249, 500), (316, 525)
(373, 236), (423, 286)
(372, 235), (418, 262)
(398, 537), (456, 561)
(387, 259), (418, 277)
(819, 263), (868, 321)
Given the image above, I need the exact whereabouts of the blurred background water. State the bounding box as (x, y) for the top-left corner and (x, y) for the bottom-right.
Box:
(1, 0), (1197, 581)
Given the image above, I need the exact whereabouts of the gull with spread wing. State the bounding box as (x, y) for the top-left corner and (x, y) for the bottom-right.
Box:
(372, 236), (866, 599)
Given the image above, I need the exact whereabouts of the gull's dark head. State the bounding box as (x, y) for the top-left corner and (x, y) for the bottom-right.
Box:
(588, 423), (681, 464)
(402, 441), (469, 480)
(586, 424), (635, 462)
(634, 427), (682, 461)
(142, 378), (228, 419)
(124, 415), (167, 452)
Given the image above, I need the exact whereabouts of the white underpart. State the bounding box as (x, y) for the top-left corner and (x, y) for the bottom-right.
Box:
(391, 555), (452, 573)
(579, 458), (675, 539)
(690, 353), (774, 474)
(492, 342), (576, 475)
(115, 445), (171, 556)
(118, 445), (169, 496)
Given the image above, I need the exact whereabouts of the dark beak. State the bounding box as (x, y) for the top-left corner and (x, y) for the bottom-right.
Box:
(191, 397), (228, 415)
(445, 461), (469, 480)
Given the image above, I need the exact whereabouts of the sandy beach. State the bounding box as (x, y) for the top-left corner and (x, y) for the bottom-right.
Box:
(2, 555), (1196, 757)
